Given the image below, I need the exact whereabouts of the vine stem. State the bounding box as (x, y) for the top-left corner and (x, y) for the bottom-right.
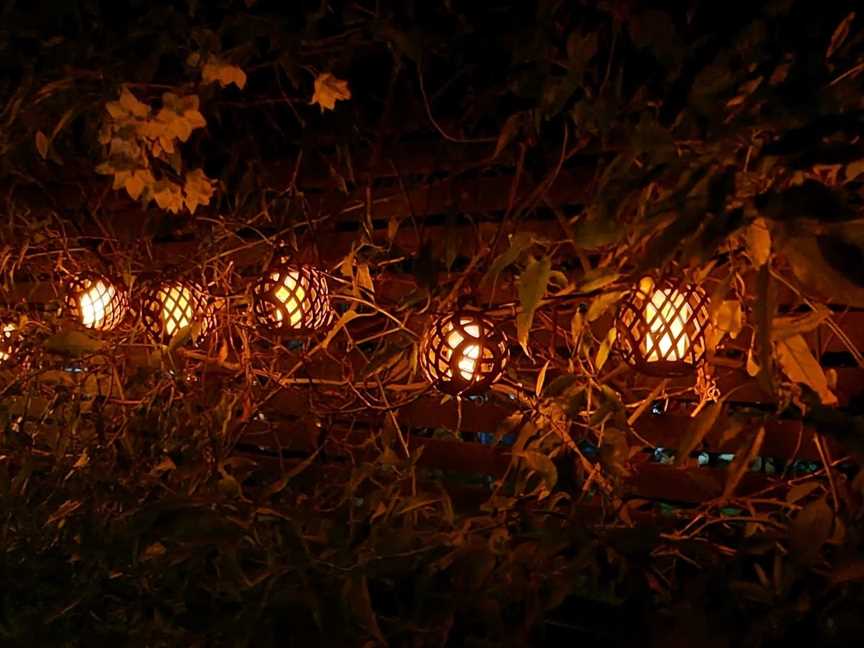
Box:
(417, 66), (497, 145)
(814, 433), (839, 513)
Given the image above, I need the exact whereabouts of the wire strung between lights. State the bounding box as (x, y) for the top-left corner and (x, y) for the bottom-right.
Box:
(3, 261), (719, 397)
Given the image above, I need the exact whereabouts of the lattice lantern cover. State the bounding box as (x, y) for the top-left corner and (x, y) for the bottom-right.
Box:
(140, 280), (215, 344)
(64, 273), (128, 331)
(420, 311), (509, 395)
(252, 264), (332, 334)
(614, 276), (710, 377)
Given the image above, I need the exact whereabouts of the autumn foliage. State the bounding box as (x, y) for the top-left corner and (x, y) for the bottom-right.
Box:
(2, 1), (864, 646)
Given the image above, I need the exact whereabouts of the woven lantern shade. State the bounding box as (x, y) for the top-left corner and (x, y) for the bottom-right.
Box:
(0, 322), (16, 365)
(251, 264), (331, 334)
(419, 311), (509, 395)
(140, 280), (215, 344)
(64, 273), (128, 331)
(614, 276), (710, 377)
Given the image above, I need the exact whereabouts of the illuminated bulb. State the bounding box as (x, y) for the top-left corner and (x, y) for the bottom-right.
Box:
(0, 323), (15, 363)
(251, 264), (331, 334)
(141, 280), (214, 343)
(419, 312), (509, 395)
(272, 271), (305, 328)
(66, 274), (127, 331)
(79, 280), (115, 329)
(160, 283), (195, 337)
(643, 289), (691, 362)
(446, 321), (482, 382)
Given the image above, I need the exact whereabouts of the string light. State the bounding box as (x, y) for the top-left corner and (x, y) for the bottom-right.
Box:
(141, 280), (215, 344)
(420, 311), (509, 395)
(65, 273), (128, 331)
(0, 322), (16, 364)
(614, 276), (710, 377)
(252, 264), (331, 334)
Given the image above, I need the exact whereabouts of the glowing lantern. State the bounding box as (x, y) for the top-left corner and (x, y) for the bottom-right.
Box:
(140, 280), (215, 344)
(0, 322), (16, 364)
(614, 276), (710, 377)
(251, 264), (331, 334)
(419, 311), (509, 395)
(65, 273), (128, 331)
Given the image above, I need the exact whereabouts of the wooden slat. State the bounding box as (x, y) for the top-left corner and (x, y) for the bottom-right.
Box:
(628, 463), (773, 503)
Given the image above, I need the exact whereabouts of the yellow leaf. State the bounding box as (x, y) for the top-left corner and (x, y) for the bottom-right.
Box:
(35, 130), (49, 159)
(745, 218), (771, 266)
(595, 328), (616, 371)
(118, 87), (150, 119)
(516, 256), (551, 355)
(169, 116), (193, 142)
(111, 170), (130, 191)
(570, 310), (584, 340)
(746, 346), (760, 377)
(202, 61), (247, 89)
(124, 169), (154, 201)
(776, 334), (837, 405)
(153, 180), (184, 214)
(184, 109), (206, 130)
(586, 290), (624, 322)
(183, 168), (214, 214)
(310, 72), (351, 111)
(357, 264), (374, 293)
(708, 299), (744, 351)
(772, 307), (831, 342)
(826, 11), (856, 59)
(141, 542), (167, 560)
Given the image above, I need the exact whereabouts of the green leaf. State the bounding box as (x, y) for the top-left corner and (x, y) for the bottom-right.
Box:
(44, 329), (105, 357)
(786, 481), (821, 504)
(516, 256), (551, 355)
(594, 328), (616, 371)
(586, 291), (625, 322)
(316, 309), (358, 352)
(781, 234), (864, 307)
(493, 112), (525, 159)
(723, 425), (764, 499)
(580, 271), (620, 292)
(789, 495), (833, 565)
(772, 307), (831, 341)
(515, 450), (558, 492)
(776, 334), (837, 405)
(675, 402), (723, 467)
(480, 232), (535, 290)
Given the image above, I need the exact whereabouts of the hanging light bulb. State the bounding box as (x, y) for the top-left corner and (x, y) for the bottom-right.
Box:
(0, 322), (16, 364)
(140, 280), (215, 344)
(614, 276), (710, 377)
(644, 288), (692, 362)
(419, 311), (509, 395)
(252, 263), (331, 334)
(65, 273), (128, 331)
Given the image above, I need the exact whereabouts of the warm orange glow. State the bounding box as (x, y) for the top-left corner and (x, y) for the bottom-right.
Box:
(272, 270), (305, 327)
(643, 288), (691, 361)
(79, 280), (115, 329)
(160, 283), (196, 337)
(0, 323), (14, 363)
(444, 320), (482, 382)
